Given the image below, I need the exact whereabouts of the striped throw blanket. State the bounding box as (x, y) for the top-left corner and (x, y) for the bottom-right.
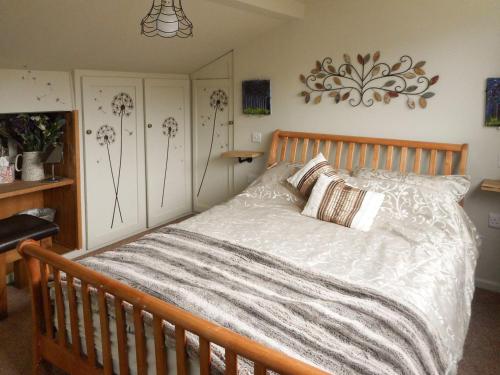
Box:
(79, 227), (448, 375)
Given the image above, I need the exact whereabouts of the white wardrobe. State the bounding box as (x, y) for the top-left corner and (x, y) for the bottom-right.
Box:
(79, 73), (191, 250)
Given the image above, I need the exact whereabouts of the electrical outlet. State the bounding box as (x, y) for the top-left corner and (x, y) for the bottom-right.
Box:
(251, 132), (262, 143)
(488, 212), (500, 229)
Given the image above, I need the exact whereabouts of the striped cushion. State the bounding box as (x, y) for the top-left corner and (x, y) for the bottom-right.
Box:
(302, 174), (384, 231)
(287, 153), (341, 197)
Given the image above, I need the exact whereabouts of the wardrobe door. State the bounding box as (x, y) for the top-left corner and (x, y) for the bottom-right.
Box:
(193, 79), (233, 211)
(144, 79), (191, 227)
(82, 77), (146, 249)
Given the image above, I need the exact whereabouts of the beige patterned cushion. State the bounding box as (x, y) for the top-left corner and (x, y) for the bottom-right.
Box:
(287, 153), (341, 197)
(302, 174), (384, 231)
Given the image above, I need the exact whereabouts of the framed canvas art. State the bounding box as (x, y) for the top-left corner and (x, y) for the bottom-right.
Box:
(242, 80), (271, 115)
(485, 78), (500, 127)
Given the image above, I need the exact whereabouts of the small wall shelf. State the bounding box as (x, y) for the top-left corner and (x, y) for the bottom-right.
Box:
(221, 151), (264, 163)
(481, 179), (500, 193)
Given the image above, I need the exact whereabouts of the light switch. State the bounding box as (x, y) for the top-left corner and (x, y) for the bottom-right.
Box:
(489, 212), (500, 229)
(251, 132), (262, 143)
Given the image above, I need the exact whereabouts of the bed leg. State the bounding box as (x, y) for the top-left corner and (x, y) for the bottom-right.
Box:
(32, 342), (43, 375)
(17, 241), (47, 375)
(33, 358), (52, 375)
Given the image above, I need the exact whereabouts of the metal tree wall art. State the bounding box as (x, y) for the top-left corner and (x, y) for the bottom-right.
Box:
(96, 125), (123, 228)
(161, 117), (179, 207)
(299, 52), (439, 109)
(197, 89), (229, 197)
(108, 92), (134, 228)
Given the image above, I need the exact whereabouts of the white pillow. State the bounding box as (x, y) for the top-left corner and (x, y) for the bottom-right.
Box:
(352, 168), (471, 202)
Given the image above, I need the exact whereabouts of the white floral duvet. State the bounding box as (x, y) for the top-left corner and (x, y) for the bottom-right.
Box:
(176, 163), (480, 374)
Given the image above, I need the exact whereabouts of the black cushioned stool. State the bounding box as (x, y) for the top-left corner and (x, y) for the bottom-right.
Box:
(0, 214), (59, 319)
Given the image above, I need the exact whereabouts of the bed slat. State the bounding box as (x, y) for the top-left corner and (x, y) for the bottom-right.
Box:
(323, 140), (331, 160)
(290, 138), (299, 162)
(199, 337), (211, 375)
(444, 151), (453, 175)
(98, 289), (113, 375)
(385, 145), (394, 169)
(225, 349), (238, 375)
(334, 141), (343, 168)
(399, 147), (408, 172)
(346, 142), (355, 170)
(301, 139), (309, 162)
(280, 137), (288, 161)
(39, 262), (53, 338)
(115, 298), (130, 375)
(429, 149), (437, 175)
(66, 275), (81, 356)
(312, 139), (320, 157)
(413, 148), (422, 173)
(81, 281), (96, 366)
(53, 269), (67, 347)
(359, 144), (367, 167)
(175, 326), (187, 375)
(458, 145), (468, 175)
(371, 144), (380, 169)
(152, 316), (167, 375)
(133, 307), (147, 375)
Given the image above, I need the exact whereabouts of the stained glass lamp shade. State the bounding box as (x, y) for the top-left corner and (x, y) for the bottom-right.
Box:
(141, 0), (193, 38)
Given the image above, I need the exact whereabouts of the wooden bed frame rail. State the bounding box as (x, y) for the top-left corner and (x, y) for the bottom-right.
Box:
(18, 240), (328, 375)
(267, 130), (468, 175)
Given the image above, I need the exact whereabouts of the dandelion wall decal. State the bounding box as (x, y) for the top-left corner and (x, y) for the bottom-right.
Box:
(197, 89), (228, 197)
(110, 92), (134, 228)
(161, 117), (179, 207)
(96, 125), (123, 227)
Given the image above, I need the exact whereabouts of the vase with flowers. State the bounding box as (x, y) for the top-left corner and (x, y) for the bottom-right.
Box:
(8, 113), (65, 181)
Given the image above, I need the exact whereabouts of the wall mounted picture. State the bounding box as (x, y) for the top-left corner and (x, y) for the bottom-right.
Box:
(299, 52), (439, 109)
(486, 78), (500, 127)
(242, 80), (271, 115)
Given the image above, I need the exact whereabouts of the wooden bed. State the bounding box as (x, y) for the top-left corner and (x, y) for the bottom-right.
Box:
(18, 130), (468, 375)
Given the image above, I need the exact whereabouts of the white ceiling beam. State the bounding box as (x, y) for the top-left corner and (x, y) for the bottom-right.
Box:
(208, 0), (306, 20)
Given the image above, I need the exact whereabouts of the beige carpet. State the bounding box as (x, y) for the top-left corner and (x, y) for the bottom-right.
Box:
(0, 286), (499, 374)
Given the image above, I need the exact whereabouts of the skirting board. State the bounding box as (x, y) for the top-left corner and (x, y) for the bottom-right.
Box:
(475, 277), (500, 293)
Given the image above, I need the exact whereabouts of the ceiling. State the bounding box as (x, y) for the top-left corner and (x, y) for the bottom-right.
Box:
(0, 0), (292, 74)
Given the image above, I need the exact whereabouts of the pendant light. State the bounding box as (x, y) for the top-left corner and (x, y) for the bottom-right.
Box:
(141, 0), (193, 38)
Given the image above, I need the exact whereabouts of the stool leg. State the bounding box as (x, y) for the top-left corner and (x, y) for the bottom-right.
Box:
(0, 254), (7, 320)
(40, 237), (52, 249)
(13, 260), (28, 289)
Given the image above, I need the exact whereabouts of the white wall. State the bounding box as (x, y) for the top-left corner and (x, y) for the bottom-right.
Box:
(0, 69), (73, 113)
(232, 0), (500, 290)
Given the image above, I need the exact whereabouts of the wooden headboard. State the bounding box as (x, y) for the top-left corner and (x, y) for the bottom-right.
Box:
(267, 130), (468, 175)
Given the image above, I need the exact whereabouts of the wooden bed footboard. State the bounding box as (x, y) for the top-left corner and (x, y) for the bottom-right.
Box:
(18, 240), (328, 375)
